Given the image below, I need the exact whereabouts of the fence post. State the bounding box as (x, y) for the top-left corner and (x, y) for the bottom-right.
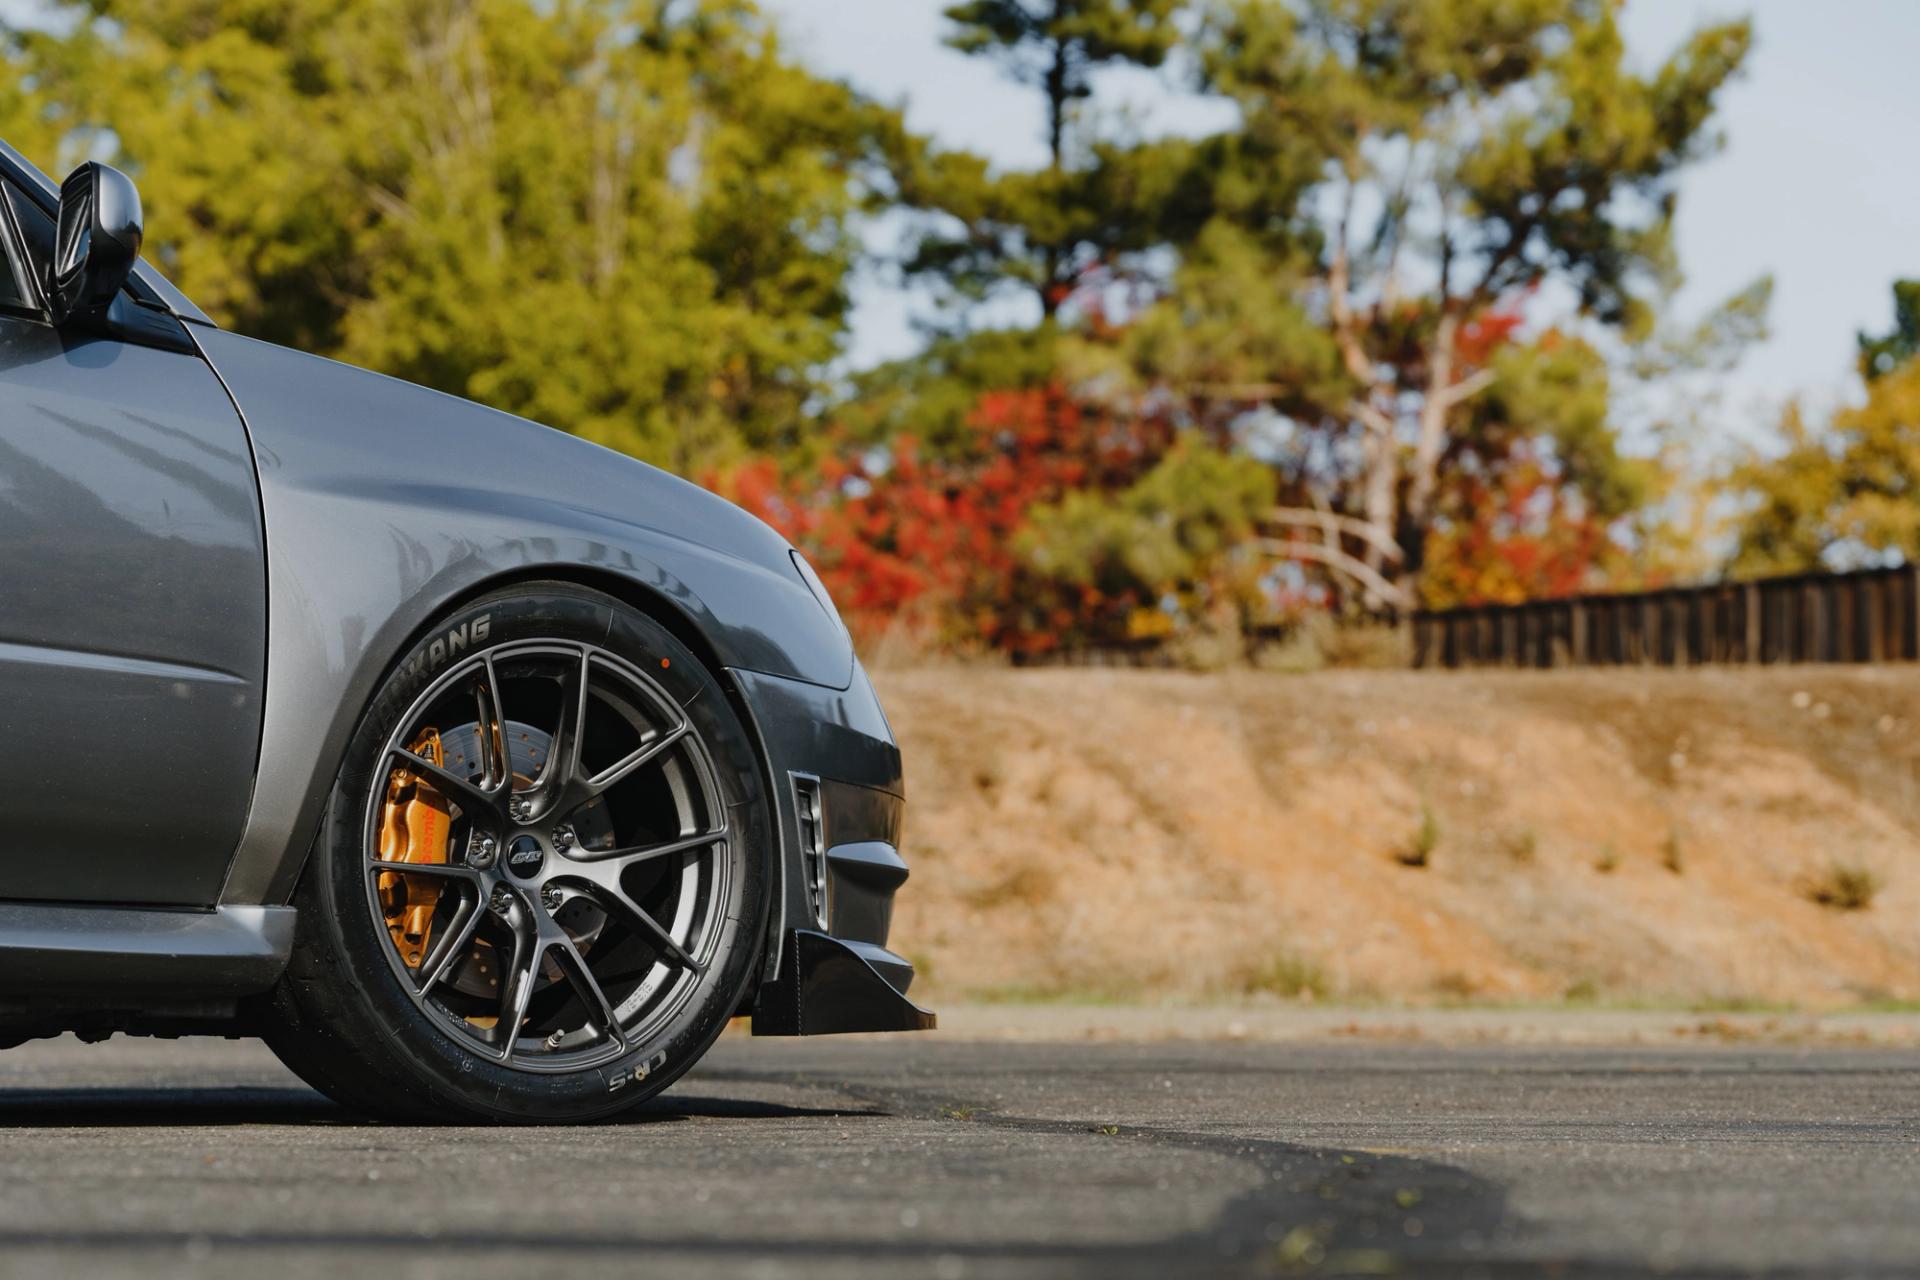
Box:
(1742, 583), (1760, 664)
(1910, 565), (1920, 660)
(1858, 579), (1873, 660)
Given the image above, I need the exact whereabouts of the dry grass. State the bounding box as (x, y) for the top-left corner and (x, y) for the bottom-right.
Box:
(1396, 806), (1442, 868)
(879, 665), (1920, 1008)
(1661, 828), (1686, 875)
(1232, 952), (1330, 1001)
(1806, 862), (1882, 912)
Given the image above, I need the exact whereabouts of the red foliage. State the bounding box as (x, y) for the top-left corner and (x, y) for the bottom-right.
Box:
(1453, 304), (1526, 368)
(706, 385), (1169, 653)
(1421, 449), (1616, 608)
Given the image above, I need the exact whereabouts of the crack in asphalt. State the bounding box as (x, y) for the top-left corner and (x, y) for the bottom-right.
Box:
(697, 1063), (1920, 1279)
(1, 1047), (1915, 1278)
(700, 1064), (1514, 1277)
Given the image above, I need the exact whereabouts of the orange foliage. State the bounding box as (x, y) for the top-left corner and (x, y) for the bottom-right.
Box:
(1421, 450), (1620, 608)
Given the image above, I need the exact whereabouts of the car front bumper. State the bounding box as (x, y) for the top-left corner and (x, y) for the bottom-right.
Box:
(726, 662), (933, 1035)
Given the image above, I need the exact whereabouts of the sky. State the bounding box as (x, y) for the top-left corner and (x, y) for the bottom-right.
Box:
(765, 0), (1920, 432)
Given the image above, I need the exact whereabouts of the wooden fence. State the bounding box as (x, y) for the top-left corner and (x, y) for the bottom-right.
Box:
(1412, 565), (1920, 669)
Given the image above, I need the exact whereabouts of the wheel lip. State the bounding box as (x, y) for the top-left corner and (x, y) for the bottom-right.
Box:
(360, 636), (737, 1075)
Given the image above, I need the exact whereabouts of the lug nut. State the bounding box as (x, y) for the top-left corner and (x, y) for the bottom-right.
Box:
(467, 832), (498, 869)
(488, 886), (513, 915)
(508, 795), (531, 823)
(552, 825), (575, 852)
(541, 885), (564, 911)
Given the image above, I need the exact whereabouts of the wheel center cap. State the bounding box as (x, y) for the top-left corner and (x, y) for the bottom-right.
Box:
(504, 834), (545, 879)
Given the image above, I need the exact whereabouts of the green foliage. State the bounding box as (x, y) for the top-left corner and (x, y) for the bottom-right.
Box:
(1859, 280), (1920, 382)
(945, 0), (1183, 88)
(813, 0), (1753, 651)
(1154, 0), (1755, 602)
(0, 0), (891, 468)
(1019, 441), (1276, 593)
(1635, 275), (1774, 381)
(898, 1), (1194, 317)
(1476, 335), (1642, 519)
(1122, 221), (1347, 421)
(838, 326), (1067, 458)
(1729, 325), (1920, 575)
(0, 0), (1769, 645)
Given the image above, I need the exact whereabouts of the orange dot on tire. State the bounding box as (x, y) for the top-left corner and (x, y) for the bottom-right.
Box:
(660, 658), (671, 668)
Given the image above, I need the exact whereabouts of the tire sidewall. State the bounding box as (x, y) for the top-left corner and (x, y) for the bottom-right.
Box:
(308, 584), (769, 1122)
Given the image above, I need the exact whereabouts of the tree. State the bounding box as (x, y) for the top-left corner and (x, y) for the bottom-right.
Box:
(1017, 438), (1276, 645)
(893, 1), (1200, 320)
(1729, 363), (1920, 577)
(1729, 281), (1920, 576)
(1143, 0), (1753, 607)
(715, 379), (1281, 655)
(946, 0), (1183, 164)
(0, 0), (892, 468)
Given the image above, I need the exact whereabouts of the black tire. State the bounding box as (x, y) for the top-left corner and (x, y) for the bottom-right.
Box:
(262, 582), (771, 1123)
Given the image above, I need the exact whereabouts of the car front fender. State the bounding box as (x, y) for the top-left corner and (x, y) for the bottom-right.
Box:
(193, 330), (853, 905)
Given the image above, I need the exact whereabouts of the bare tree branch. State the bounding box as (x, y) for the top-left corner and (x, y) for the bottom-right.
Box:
(1435, 365), (1497, 409)
(1257, 538), (1413, 611)
(1348, 397), (1394, 437)
(1265, 507), (1404, 563)
(1327, 179), (1379, 391)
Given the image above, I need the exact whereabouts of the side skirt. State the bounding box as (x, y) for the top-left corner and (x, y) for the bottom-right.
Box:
(0, 902), (294, 1001)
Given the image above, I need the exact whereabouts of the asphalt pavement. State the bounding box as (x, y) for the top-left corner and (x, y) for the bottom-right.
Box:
(0, 1030), (1914, 1278)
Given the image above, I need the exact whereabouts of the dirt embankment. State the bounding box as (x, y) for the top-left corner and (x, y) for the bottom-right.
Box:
(874, 666), (1920, 1008)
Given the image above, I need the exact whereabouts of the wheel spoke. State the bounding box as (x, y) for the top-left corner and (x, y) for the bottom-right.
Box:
(584, 722), (690, 796)
(493, 901), (540, 1059)
(560, 860), (706, 974)
(416, 891), (485, 997)
(370, 859), (482, 883)
(565, 823), (727, 866)
(547, 926), (626, 1051)
(531, 647), (592, 803)
(393, 747), (501, 814)
(472, 654), (510, 791)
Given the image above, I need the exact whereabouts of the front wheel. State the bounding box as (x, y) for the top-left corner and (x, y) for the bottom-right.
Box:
(263, 583), (771, 1123)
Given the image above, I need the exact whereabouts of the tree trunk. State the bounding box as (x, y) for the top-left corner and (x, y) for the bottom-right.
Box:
(1359, 399), (1398, 613)
(1039, 35), (1069, 317)
(1402, 311), (1458, 577)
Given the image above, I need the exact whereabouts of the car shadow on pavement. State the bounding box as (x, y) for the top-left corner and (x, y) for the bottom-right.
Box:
(0, 1086), (884, 1128)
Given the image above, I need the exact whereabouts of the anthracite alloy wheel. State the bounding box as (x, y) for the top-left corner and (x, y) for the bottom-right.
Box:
(264, 583), (771, 1123)
(367, 639), (730, 1067)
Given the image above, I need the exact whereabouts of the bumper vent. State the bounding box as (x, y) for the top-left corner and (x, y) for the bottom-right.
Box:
(792, 774), (830, 929)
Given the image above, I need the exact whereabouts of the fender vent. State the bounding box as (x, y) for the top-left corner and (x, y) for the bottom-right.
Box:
(791, 774), (830, 929)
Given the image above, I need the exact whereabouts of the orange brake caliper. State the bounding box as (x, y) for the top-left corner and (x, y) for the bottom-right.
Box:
(377, 729), (452, 968)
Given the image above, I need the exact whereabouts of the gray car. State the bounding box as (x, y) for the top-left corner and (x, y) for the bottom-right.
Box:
(0, 149), (930, 1122)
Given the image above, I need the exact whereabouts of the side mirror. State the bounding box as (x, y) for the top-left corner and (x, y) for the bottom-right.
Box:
(46, 161), (142, 327)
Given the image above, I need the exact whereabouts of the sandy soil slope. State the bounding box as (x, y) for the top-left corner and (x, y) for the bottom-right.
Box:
(873, 666), (1920, 1007)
